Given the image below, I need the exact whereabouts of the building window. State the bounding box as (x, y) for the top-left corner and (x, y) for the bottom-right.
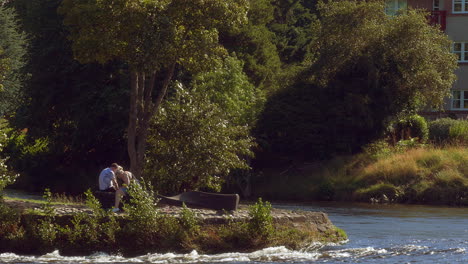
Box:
(452, 91), (468, 110)
(434, 0), (440, 10)
(385, 0), (407, 15)
(453, 0), (468, 13)
(453, 42), (468, 62)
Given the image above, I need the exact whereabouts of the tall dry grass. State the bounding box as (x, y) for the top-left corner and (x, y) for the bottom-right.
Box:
(347, 146), (468, 205)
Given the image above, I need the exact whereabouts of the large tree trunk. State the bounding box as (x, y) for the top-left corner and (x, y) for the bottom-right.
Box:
(127, 62), (176, 178)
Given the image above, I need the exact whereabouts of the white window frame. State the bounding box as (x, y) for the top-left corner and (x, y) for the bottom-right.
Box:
(453, 0), (468, 13)
(452, 90), (468, 110)
(452, 42), (468, 62)
(433, 0), (440, 11)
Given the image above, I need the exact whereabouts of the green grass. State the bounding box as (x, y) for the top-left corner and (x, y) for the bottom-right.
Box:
(254, 146), (468, 206)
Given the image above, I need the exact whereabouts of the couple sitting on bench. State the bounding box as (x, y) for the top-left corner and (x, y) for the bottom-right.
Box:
(98, 163), (135, 213)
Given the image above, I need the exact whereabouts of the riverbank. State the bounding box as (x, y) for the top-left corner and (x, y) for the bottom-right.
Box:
(0, 197), (346, 256)
(253, 146), (468, 206)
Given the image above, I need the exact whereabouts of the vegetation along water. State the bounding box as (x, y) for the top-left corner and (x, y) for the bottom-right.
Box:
(1, 0), (467, 263)
(0, 202), (466, 264)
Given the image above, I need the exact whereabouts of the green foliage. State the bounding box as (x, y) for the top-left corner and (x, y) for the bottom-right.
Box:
(256, 1), (456, 159)
(255, 82), (330, 159)
(59, 0), (249, 72)
(0, 48), (10, 91)
(0, 202), (24, 251)
(58, 189), (119, 254)
(144, 86), (254, 194)
(124, 181), (159, 230)
(0, 6), (28, 114)
(362, 139), (392, 160)
(448, 121), (468, 145)
(395, 138), (424, 152)
(120, 180), (161, 252)
(178, 203), (200, 236)
(248, 198), (274, 238)
(310, 2), (456, 110)
(350, 147), (468, 204)
(221, 0), (282, 92)
(392, 115), (429, 143)
(30, 188), (58, 251)
(119, 181), (201, 253)
(192, 55), (265, 127)
(429, 118), (468, 145)
(59, 0), (250, 178)
(354, 183), (400, 203)
(0, 121), (19, 198)
(5, 0), (129, 193)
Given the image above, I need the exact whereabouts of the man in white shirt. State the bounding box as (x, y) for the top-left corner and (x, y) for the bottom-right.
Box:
(98, 163), (120, 191)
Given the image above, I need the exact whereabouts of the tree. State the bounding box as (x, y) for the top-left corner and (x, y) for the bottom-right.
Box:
(0, 48), (9, 91)
(145, 85), (254, 194)
(3, 0), (129, 192)
(0, 5), (27, 115)
(256, 0), (457, 158)
(220, 0), (283, 93)
(59, 0), (249, 178)
(309, 1), (457, 113)
(191, 56), (265, 127)
(145, 56), (260, 194)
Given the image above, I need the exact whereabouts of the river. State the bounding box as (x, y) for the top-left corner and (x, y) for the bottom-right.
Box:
(0, 201), (466, 263)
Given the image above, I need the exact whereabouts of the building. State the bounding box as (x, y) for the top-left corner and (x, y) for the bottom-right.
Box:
(387, 0), (468, 119)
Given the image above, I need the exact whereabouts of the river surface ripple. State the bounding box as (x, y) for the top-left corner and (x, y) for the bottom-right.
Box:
(0, 202), (467, 264)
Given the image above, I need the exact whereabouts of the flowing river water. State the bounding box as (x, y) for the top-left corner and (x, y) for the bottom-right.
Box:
(0, 200), (467, 264)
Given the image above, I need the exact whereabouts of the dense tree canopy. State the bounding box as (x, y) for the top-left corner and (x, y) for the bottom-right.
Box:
(0, 48), (9, 91)
(59, 0), (250, 178)
(0, 0), (460, 194)
(145, 85), (254, 194)
(191, 56), (265, 127)
(0, 6), (27, 115)
(5, 0), (129, 192)
(256, 0), (457, 159)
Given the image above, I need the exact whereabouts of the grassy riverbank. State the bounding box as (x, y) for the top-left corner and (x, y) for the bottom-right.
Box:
(254, 146), (468, 206)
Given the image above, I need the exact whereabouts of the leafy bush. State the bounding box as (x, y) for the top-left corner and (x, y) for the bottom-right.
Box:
(0, 120), (19, 197)
(248, 198), (273, 238)
(119, 180), (162, 253)
(449, 121), (468, 145)
(58, 189), (119, 254)
(428, 118), (460, 145)
(362, 139), (392, 160)
(0, 202), (23, 251)
(27, 188), (58, 253)
(178, 203), (199, 236)
(392, 114), (429, 143)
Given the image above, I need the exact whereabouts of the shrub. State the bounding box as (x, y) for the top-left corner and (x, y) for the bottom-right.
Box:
(362, 139), (392, 160)
(0, 202), (23, 250)
(393, 114), (429, 143)
(119, 180), (162, 253)
(428, 118), (459, 145)
(0, 121), (19, 197)
(26, 188), (58, 253)
(178, 203), (199, 236)
(449, 121), (468, 145)
(58, 189), (119, 255)
(248, 198), (274, 238)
